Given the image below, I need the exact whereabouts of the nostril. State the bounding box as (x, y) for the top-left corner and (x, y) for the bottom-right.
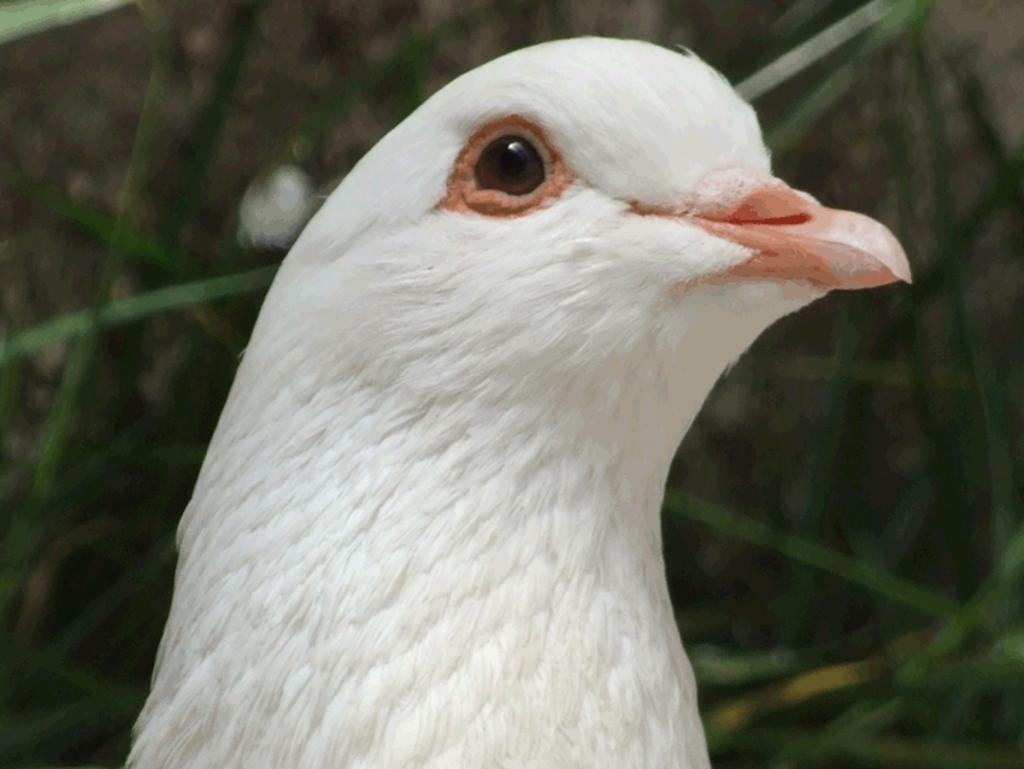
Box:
(724, 211), (812, 226)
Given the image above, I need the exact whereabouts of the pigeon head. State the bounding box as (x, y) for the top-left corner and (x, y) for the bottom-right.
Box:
(131, 38), (912, 769)
(265, 37), (908, 434)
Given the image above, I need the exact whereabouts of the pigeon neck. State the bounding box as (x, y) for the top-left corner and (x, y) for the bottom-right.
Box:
(133, 320), (719, 768)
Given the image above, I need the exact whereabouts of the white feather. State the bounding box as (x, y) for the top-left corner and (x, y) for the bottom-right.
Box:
(130, 37), (822, 769)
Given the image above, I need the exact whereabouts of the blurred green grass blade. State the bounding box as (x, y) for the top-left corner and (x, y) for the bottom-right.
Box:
(917, 629), (1024, 689)
(1, 4), (171, 627)
(915, 38), (1017, 594)
(887, 137), (1024, 316)
(782, 306), (862, 642)
(953, 64), (1023, 579)
(707, 646), (916, 737)
(690, 644), (806, 686)
(0, 353), (19, 437)
(0, 0), (130, 46)
(954, 140), (1024, 248)
(768, 353), (972, 389)
(879, 63), (978, 597)
(957, 65), (1024, 226)
(765, 0), (933, 154)
(51, 535), (174, 660)
(802, 700), (908, 767)
(770, 0), (845, 40)
(271, 34), (431, 170)
(959, 89), (1024, 679)
(1, 533), (174, 716)
(27, 1), (170, 500)
(3, 168), (180, 273)
(723, 727), (1024, 768)
(0, 701), (116, 762)
(737, 0), (892, 101)
(769, 0), (834, 34)
(663, 491), (960, 620)
(162, 0), (267, 258)
(15, 640), (145, 715)
(395, 35), (429, 118)
(1000, 520), (1024, 585)
(897, 521), (1024, 690)
(0, 265), (277, 362)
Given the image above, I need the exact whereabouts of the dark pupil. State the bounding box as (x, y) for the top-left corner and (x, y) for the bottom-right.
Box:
(475, 134), (545, 195)
(499, 142), (529, 176)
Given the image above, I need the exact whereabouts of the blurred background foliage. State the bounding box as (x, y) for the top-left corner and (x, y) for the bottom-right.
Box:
(1, 0), (1022, 767)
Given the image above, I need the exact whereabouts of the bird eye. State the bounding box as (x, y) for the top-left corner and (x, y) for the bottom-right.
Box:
(474, 135), (545, 195)
(438, 116), (572, 217)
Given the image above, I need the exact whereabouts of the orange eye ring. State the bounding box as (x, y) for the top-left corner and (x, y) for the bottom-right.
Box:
(438, 115), (573, 217)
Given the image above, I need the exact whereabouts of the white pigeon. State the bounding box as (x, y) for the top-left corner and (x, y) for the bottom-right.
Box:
(129, 37), (910, 769)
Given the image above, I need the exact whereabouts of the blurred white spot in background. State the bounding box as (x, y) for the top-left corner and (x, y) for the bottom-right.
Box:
(237, 165), (315, 250)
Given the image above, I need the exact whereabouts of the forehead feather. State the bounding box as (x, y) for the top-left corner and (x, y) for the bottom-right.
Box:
(427, 38), (769, 204)
(292, 38), (768, 262)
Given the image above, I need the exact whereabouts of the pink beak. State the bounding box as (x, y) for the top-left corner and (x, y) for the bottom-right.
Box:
(685, 170), (912, 290)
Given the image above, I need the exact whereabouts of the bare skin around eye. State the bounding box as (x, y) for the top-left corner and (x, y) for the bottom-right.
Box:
(438, 115), (574, 217)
